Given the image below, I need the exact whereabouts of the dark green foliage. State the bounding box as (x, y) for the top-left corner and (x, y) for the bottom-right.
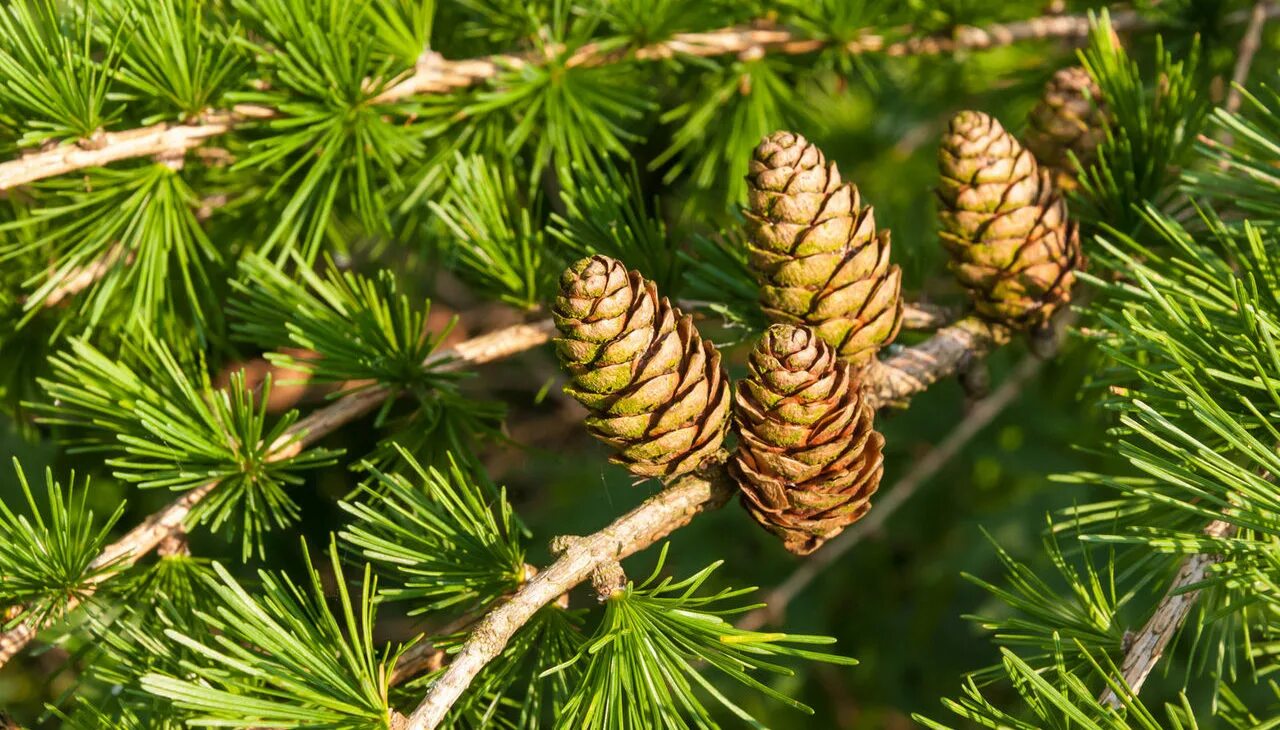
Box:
(961, 526), (1126, 682)
(550, 159), (682, 292)
(368, 0), (436, 64)
(231, 254), (457, 396)
(230, 0), (424, 259)
(1186, 78), (1280, 225)
(430, 154), (554, 308)
(100, 0), (247, 120)
(1, 164), (222, 335)
(678, 227), (770, 336)
(654, 56), (802, 207)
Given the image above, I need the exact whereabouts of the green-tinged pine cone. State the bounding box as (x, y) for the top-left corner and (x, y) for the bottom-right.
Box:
(744, 131), (902, 368)
(1024, 66), (1107, 183)
(553, 255), (731, 479)
(730, 324), (884, 555)
(937, 111), (1083, 328)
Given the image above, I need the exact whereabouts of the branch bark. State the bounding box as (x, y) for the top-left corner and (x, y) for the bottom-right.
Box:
(1098, 519), (1236, 707)
(0, 319), (557, 667)
(901, 301), (960, 330)
(867, 316), (1011, 407)
(0, 106), (272, 191)
(0, 4), (1244, 191)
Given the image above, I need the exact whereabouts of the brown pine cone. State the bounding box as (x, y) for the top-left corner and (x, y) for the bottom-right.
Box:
(1025, 66), (1107, 184)
(937, 111), (1083, 328)
(553, 255), (731, 479)
(744, 131), (902, 369)
(730, 324), (884, 555)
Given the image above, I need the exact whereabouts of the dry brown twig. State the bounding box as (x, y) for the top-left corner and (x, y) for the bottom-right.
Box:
(1225, 2), (1270, 115)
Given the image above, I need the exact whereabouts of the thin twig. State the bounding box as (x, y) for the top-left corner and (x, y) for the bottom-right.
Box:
(867, 316), (1012, 407)
(0, 4), (1248, 191)
(738, 355), (1045, 631)
(1218, 1), (1270, 152)
(402, 317), (1011, 729)
(1225, 2), (1269, 115)
(0, 106), (272, 191)
(1098, 519), (1236, 707)
(0, 319), (557, 667)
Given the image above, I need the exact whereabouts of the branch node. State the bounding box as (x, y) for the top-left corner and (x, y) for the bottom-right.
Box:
(157, 527), (190, 557)
(590, 561), (627, 603)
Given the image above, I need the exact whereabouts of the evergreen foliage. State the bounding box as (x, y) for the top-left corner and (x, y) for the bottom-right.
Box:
(1, 0), (1279, 727)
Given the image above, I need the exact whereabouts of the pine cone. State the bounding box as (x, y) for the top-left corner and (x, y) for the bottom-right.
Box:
(1024, 67), (1107, 183)
(730, 324), (884, 555)
(744, 131), (902, 369)
(937, 111), (1083, 328)
(553, 255), (731, 479)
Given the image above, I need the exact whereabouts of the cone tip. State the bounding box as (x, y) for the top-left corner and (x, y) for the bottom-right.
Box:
(947, 109), (998, 135)
(752, 130), (819, 165)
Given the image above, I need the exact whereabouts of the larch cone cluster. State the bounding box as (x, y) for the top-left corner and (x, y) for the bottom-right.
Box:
(937, 110), (1083, 329)
(744, 131), (902, 369)
(551, 122), (1075, 556)
(1024, 66), (1108, 185)
(552, 255), (731, 479)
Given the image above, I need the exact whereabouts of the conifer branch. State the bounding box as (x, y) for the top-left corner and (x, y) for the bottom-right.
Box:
(35, 243), (131, 308)
(867, 316), (1011, 407)
(1099, 518), (1236, 707)
(405, 460), (738, 730)
(403, 317), (1013, 728)
(0, 311), (1009, 674)
(1, 4), (1255, 191)
(0, 620), (34, 667)
(0, 319), (557, 667)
